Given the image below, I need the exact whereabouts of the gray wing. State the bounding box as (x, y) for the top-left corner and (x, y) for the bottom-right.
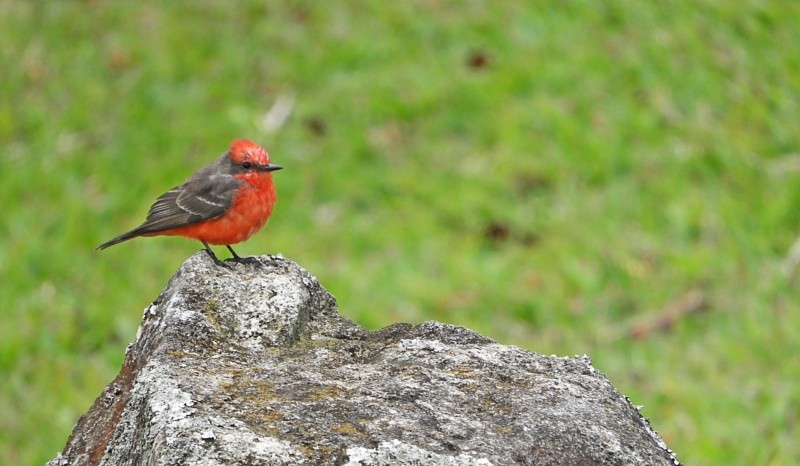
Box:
(135, 174), (243, 234)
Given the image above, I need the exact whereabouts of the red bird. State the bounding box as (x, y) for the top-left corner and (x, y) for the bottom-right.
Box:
(97, 139), (282, 265)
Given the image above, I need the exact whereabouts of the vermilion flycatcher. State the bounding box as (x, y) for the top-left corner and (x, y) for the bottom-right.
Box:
(97, 139), (282, 265)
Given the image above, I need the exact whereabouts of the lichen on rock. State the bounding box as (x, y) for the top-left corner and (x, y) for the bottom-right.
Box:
(48, 252), (680, 466)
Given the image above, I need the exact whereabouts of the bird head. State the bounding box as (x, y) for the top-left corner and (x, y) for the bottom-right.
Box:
(228, 139), (282, 174)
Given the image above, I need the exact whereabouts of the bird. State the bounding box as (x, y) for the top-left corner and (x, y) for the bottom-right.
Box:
(97, 139), (282, 265)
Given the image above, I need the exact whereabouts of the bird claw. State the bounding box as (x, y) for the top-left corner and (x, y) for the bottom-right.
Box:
(225, 256), (263, 266)
(201, 244), (233, 268)
(215, 258), (234, 269)
(224, 245), (263, 266)
(209, 256), (233, 269)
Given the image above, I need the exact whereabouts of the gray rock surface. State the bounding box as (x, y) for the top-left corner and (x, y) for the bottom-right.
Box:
(49, 252), (680, 466)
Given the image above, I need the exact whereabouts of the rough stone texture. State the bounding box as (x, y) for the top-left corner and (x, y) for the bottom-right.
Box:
(49, 252), (680, 466)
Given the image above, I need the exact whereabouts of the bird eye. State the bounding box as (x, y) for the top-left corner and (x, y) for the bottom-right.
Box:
(242, 162), (252, 169)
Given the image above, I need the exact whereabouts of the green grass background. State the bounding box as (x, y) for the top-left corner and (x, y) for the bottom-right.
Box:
(2, 2), (799, 464)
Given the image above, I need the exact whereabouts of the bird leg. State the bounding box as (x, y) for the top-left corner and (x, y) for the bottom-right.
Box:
(201, 241), (231, 268)
(226, 245), (262, 265)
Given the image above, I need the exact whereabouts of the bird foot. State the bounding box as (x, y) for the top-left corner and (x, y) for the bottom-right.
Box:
(224, 245), (263, 266)
(211, 257), (233, 269)
(225, 256), (263, 266)
(201, 243), (233, 268)
(213, 257), (234, 269)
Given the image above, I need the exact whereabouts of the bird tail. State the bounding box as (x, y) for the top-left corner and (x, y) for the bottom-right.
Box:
(96, 229), (145, 250)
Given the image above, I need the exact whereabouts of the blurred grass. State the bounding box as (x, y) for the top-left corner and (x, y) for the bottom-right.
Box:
(1, 1), (799, 464)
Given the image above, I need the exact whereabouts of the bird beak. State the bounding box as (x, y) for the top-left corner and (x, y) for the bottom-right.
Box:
(261, 164), (283, 172)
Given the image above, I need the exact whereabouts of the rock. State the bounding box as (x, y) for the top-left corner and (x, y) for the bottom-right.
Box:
(49, 252), (680, 466)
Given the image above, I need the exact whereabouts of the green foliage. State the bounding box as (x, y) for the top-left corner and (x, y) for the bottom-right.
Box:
(2, 2), (799, 464)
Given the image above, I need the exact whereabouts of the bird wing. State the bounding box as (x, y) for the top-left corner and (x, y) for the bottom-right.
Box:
(134, 174), (243, 234)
